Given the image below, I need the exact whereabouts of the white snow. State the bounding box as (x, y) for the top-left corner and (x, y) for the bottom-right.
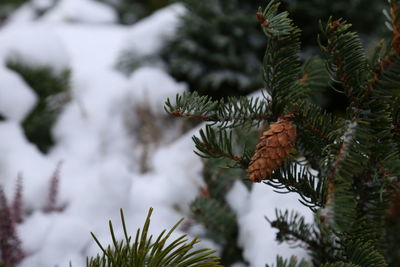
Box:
(120, 3), (185, 57)
(0, 2), (312, 267)
(227, 181), (312, 266)
(126, 66), (187, 114)
(40, 0), (117, 24)
(0, 66), (37, 121)
(0, 24), (70, 73)
(0, 122), (56, 208)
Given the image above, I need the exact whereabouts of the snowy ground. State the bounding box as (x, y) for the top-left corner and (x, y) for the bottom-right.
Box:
(0, 1), (312, 266)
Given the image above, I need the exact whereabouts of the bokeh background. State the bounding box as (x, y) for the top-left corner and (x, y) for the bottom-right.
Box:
(0, 0), (387, 266)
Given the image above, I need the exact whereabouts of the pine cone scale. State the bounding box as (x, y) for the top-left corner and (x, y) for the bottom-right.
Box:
(247, 117), (297, 182)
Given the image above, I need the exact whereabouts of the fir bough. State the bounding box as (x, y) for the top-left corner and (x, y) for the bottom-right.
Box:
(87, 208), (222, 267)
(166, 0), (400, 265)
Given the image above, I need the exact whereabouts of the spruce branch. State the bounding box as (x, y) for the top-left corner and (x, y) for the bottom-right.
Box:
(189, 158), (247, 266)
(257, 1), (293, 37)
(192, 125), (251, 168)
(321, 263), (359, 267)
(342, 239), (387, 267)
(165, 92), (270, 128)
(191, 197), (237, 247)
(319, 17), (369, 99)
(368, 0), (400, 98)
(298, 57), (331, 95)
(266, 160), (326, 210)
(267, 209), (316, 247)
(385, 0), (400, 53)
(266, 255), (311, 267)
(375, 54), (400, 97)
(293, 102), (345, 170)
(259, 1), (302, 114)
(164, 0), (400, 264)
(190, 197), (243, 265)
(268, 210), (339, 265)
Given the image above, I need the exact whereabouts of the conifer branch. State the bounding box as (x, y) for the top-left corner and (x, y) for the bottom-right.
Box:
(367, 1), (400, 97)
(293, 102), (345, 171)
(266, 255), (311, 267)
(192, 125), (251, 168)
(266, 160), (326, 209)
(88, 208), (222, 267)
(165, 92), (270, 128)
(298, 57), (331, 95)
(342, 239), (387, 266)
(319, 18), (369, 99)
(190, 197), (237, 246)
(267, 210), (316, 248)
(165, 1), (400, 265)
(259, 1), (302, 115)
(321, 262), (359, 267)
(267, 210), (336, 264)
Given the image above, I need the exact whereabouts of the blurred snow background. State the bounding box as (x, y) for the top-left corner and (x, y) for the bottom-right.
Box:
(0, 0), (312, 266)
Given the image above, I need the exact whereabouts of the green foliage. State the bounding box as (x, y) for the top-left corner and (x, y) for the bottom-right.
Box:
(189, 158), (247, 266)
(342, 239), (387, 267)
(87, 208), (222, 267)
(191, 197), (242, 266)
(321, 263), (359, 267)
(6, 59), (71, 153)
(282, 0), (385, 49)
(0, 0), (26, 23)
(385, 216), (400, 265)
(165, 92), (271, 129)
(266, 160), (326, 210)
(165, 0), (400, 265)
(192, 126), (254, 169)
(97, 0), (169, 24)
(261, 0), (302, 115)
(161, 0), (266, 99)
(319, 17), (370, 98)
(267, 210), (337, 265)
(266, 255), (311, 267)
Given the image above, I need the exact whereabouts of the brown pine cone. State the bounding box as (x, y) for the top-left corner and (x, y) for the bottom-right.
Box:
(247, 116), (297, 182)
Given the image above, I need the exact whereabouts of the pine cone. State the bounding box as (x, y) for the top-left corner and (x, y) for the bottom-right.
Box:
(247, 116), (296, 182)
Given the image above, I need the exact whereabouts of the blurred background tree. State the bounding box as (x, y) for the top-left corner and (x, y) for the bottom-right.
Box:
(161, 0), (265, 99)
(97, 0), (169, 24)
(6, 59), (71, 153)
(115, 0), (385, 106)
(0, 0), (26, 24)
(282, 0), (386, 50)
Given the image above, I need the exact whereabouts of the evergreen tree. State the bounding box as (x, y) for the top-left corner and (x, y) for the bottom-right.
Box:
(97, 0), (169, 24)
(165, 0), (400, 265)
(162, 0), (265, 99)
(158, 0), (385, 101)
